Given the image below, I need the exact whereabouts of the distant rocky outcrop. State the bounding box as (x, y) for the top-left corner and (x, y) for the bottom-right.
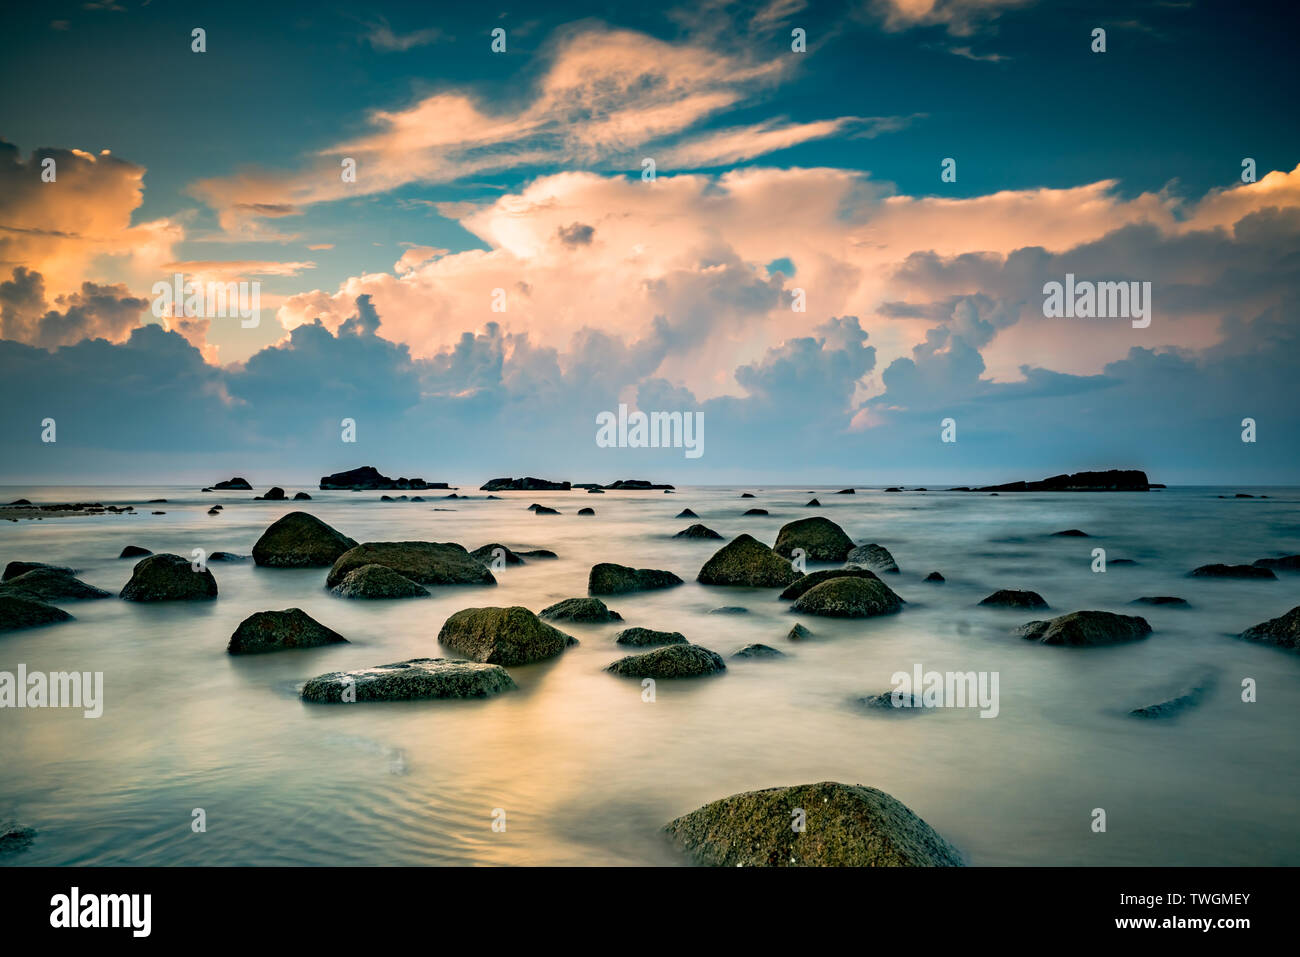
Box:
(664, 782), (962, 867)
(301, 658), (516, 702)
(256, 487), (287, 501)
(791, 577), (904, 618)
(974, 469), (1151, 492)
(539, 597), (622, 623)
(697, 534), (800, 588)
(1238, 605), (1300, 651)
(120, 554), (217, 601)
(252, 512), (358, 568)
(438, 606), (577, 665)
(588, 563), (683, 595)
(602, 479), (675, 490)
(227, 609), (348, 654)
(327, 542), (496, 589)
(606, 643), (725, 678)
(320, 466), (446, 490)
(206, 477), (252, 490)
(1017, 610), (1151, 646)
(773, 517), (855, 562)
(480, 477), (571, 491)
(329, 564), (429, 599)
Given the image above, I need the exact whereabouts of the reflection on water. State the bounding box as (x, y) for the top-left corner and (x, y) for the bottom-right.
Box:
(2, 485), (1299, 865)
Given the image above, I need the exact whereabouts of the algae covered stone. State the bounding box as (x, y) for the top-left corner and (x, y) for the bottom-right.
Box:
(438, 606), (576, 665)
(252, 512), (358, 568)
(301, 657), (516, 702)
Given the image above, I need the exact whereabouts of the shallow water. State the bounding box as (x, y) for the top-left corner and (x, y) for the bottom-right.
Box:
(2, 484), (1298, 866)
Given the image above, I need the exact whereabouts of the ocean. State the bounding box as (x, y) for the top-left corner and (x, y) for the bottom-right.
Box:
(2, 484), (1298, 865)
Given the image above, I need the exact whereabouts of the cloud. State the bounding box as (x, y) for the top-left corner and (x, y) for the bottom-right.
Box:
(363, 17), (444, 52)
(0, 266), (149, 349)
(866, 0), (1035, 37)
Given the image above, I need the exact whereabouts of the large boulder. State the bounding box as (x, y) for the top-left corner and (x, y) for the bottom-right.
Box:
(119, 545), (151, 559)
(614, 627), (687, 646)
(588, 563), (683, 595)
(3, 561), (73, 581)
(326, 542), (496, 588)
(209, 477), (252, 490)
(301, 658), (516, 702)
(1190, 563), (1276, 579)
(470, 543), (525, 566)
(252, 512), (357, 568)
(605, 643), (725, 678)
(255, 486), (287, 501)
(437, 606), (577, 665)
(1254, 554), (1300, 571)
(0, 567), (110, 602)
(791, 577), (903, 618)
(119, 554), (217, 601)
(846, 543), (899, 574)
(697, 534), (800, 588)
(329, 564), (429, 599)
(227, 609), (348, 654)
(979, 589), (1048, 610)
(779, 568), (880, 601)
(664, 781), (962, 867)
(1017, 610), (1151, 646)
(0, 595), (73, 632)
(1238, 605), (1300, 651)
(539, 597), (622, 623)
(773, 517), (854, 562)
(674, 524), (722, 540)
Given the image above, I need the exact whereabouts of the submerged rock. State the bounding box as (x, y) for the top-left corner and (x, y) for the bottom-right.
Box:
(835, 488), (855, 494)
(856, 691), (929, 713)
(1129, 670), (1218, 718)
(779, 568), (880, 601)
(1017, 610), (1151, 646)
(533, 505), (560, 515)
(923, 571), (945, 582)
(787, 623), (814, 641)
(252, 512), (358, 568)
(540, 597), (622, 623)
(1190, 563), (1276, 579)
(664, 781), (962, 867)
(256, 487), (287, 501)
(208, 552), (246, 562)
(791, 577), (904, 618)
(741, 492), (756, 498)
(0, 822), (37, 856)
(676, 508), (699, 519)
(733, 643), (784, 658)
(578, 507), (596, 516)
(588, 563), (683, 595)
(1051, 529), (1089, 537)
(119, 545), (152, 558)
(773, 516), (855, 562)
(326, 541), (495, 588)
(470, 543), (524, 566)
(979, 589), (1048, 610)
(437, 606), (577, 665)
(606, 643), (725, 678)
(301, 658), (516, 702)
(120, 554), (217, 601)
(4, 561), (73, 581)
(517, 549), (558, 560)
(0, 567), (110, 602)
(675, 523), (722, 540)
(329, 564), (429, 599)
(227, 608), (348, 655)
(615, 627), (687, 646)
(805, 498), (821, 507)
(846, 543), (899, 574)
(1238, 605), (1300, 651)
(743, 508), (769, 516)
(294, 492), (312, 500)
(1254, 554), (1300, 571)
(708, 606), (748, 615)
(0, 595), (73, 632)
(1132, 596), (1188, 607)
(697, 534), (800, 588)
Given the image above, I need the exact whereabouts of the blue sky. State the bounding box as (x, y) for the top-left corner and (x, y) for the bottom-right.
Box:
(1, 0), (1298, 484)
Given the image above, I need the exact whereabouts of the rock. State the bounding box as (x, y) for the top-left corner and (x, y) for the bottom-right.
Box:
(227, 609), (348, 655)
(480, 477), (571, 491)
(779, 568), (881, 600)
(533, 505), (560, 515)
(207, 507), (221, 515)
(979, 589), (1048, 610)
(578, 507), (596, 516)
(294, 492), (312, 500)
(786, 623), (813, 641)
(675, 523), (722, 540)
(1254, 554), (1300, 571)
(856, 691), (928, 713)
(540, 597), (622, 623)
(470, 544), (524, 566)
(743, 508), (769, 516)
(208, 552), (246, 562)
(1238, 605), (1300, 651)
(7, 499), (32, 506)
(301, 658), (516, 702)
(979, 470), (1151, 492)
(924, 571), (944, 582)
(320, 466), (443, 490)
(805, 498), (821, 507)
(603, 480), (674, 490)
(884, 487), (902, 493)
(119, 545), (151, 558)
(517, 549), (557, 560)
(1051, 529), (1089, 537)
(120, 553), (218, 601)
(437, 606), (577, 665)
(411, 496), (425, 502)
(151, 511), (166, 515)
(845, 543), (900, 574)
(329, 564), (429, 599)
(676, 508), (698, 518)
(327, 541), (495, 588)
(615, 627), (687, 646)
(209, 477), (252, 490)
(252, 512), (358, 568)
(3, 561), (74, 581)
(773, 516), (855, 562)
(664, 781), (962, 867)
(1189, 564), (1276, 579)
(709, 606), (748, 615)
(0, 595), (73, 632)
(1110, 558), (1138, 566)
(1129, 671), (1218, 718)
(1017, 610), (1152, 646)
(697, 534), (800, 588)
(256, 487), (286, 501)
(741, 492), (756, 498)
(606, 643), (725, 678)
(0, 822), (36, 856)
(1132, 596), (1188, 606)
(791, 577), (904, 618)
(836, 488), (855, 494)
(0, 568), (110, 602)
(588, 563), (683, 595)
(734, 643), (784, 658)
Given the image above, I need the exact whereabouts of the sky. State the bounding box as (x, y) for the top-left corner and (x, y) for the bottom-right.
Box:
(1, 0), (1298, 485)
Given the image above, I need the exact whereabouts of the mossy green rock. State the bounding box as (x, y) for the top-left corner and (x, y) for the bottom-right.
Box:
(327, 541), (496, 588)
(329, 564), (429, 599)
(301, 657), (516, 702)
(614, 627), (687, 646)
(697, 534), (800, 588)
(588, 563), (683, 595)
(790, 576), (903, 618)
(228, 608), (349, 654)
(0, 595), (73, 632)
(773, 517), (854, 562)
(540, 597), (622, 623)
(0, 567), (110, 602)
(1238, 605), (1300, 651)
(438, 606), (576, 665)
(606, 643), (725, 678)
(665, 781), (962, 867)
(779, 568), (880, 600)
(120, 553), (217, 601)
(252, 512), (357, 568)
(1017, 610), (1151, 646)
(979, 589), (1048, 610)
